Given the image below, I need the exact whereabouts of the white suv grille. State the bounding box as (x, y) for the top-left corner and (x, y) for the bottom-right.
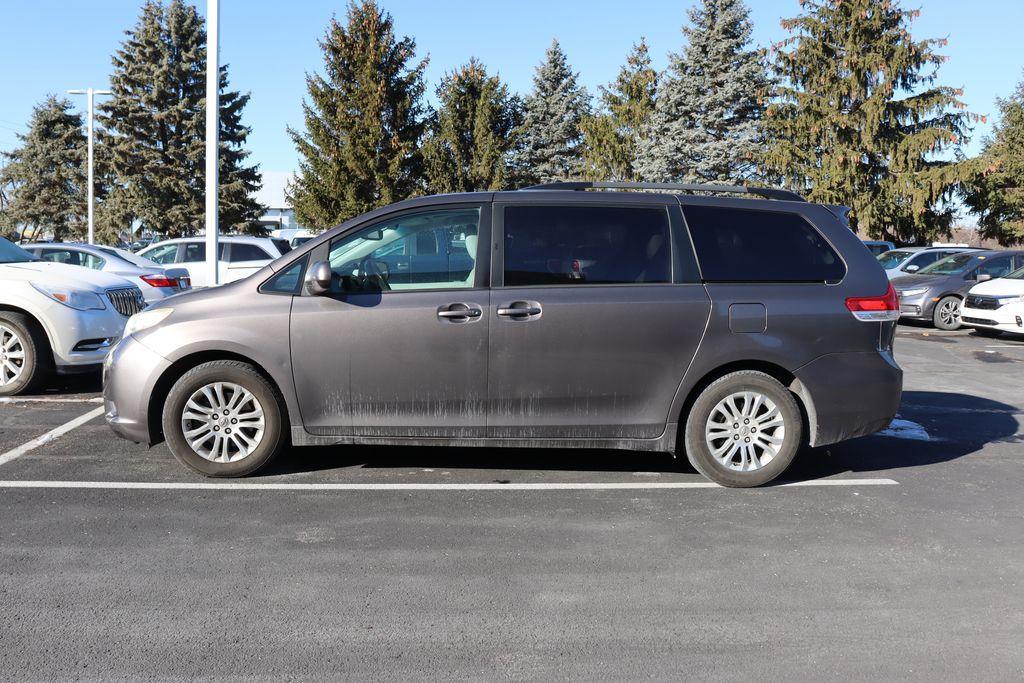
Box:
(106, 287), (146, 317)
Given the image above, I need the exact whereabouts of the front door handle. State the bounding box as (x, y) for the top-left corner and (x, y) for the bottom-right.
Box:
(437, 303), (482, 322)
(497, 301), (543, 319)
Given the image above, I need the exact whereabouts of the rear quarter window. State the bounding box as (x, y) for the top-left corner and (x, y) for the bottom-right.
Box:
(683, 205), (845, 283)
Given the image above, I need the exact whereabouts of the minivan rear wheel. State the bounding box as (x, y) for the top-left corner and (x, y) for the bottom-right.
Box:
(683, 371), (802, 487)
(163, 360), (287, 477)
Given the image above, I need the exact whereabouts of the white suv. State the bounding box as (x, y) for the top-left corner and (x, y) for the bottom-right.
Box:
(0, 237), (146, 396)
(961, 266), (1024, 338)
(137, 236), (290, 288)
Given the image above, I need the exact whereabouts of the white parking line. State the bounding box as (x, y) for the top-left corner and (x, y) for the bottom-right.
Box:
(0, 478), (898, 491)
(0, 396), (103, 404)
(0, 406), (105, 467)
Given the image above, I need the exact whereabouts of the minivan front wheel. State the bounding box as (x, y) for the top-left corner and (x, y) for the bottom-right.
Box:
(0, 313), (48, 397)
(684, 371), (802, 487)
(933, 296), (962, 330)
(163, 360), (287, 477)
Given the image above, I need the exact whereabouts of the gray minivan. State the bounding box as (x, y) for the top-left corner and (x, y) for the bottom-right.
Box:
(104, 183), (903, 487)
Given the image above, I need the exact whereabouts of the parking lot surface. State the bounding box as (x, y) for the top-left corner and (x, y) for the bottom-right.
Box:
(1, 327), (1023, 679)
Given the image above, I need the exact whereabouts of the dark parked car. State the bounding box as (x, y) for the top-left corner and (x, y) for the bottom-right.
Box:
(891, 250), (1024, 330)
(104, 182), (903, 487)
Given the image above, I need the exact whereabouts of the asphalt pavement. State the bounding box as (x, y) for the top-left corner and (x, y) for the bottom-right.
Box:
(0, 326), (1022, 680)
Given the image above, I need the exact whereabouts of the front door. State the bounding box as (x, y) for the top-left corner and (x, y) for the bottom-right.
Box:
(289, 204), (490, 438)
(487, 201), (711, 440)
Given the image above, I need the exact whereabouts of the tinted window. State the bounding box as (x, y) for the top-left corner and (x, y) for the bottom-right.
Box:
(143, 243), (179, 265)
(919, 253), (975, 275)
(877, 250), (913, 269)
(181, 242), (227, 262)
(328, 208), (481, 292)
(0, 238), (37, 264)
(38, 248), (104, 269)
(260, 255), (308, 294)
(503, 206), (671, 286)
(906, 251), (942, 269)
(684, 206), (844, 282)
(976, 256), (1014, 279)
(229, 243), (272, 262)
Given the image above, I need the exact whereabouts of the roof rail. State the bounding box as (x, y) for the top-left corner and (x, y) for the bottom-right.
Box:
(519, 181), (806, 202)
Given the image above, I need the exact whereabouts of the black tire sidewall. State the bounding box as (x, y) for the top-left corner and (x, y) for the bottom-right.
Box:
(933, 296), (962, 330)
(684, 371), (802, 487)
(162, 362), (286, 477)
(0, 313), (43, 397)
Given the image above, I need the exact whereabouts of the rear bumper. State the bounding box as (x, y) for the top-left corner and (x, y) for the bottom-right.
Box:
(793, 350), (903, 447)
(102, 336), (170, 444)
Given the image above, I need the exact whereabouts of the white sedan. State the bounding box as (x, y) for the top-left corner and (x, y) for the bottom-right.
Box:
(0, 237), (146, 396)
(137, 236), (291, 288)
(961, 267), (1024, 338)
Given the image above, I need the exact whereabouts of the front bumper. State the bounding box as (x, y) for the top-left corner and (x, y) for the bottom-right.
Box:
(793, 350), (903, 447)
(103, 336), (171, 444)
(897, 293), (933, 320)
(962, 303), (1024, 335)
(45, 303), (128, 369)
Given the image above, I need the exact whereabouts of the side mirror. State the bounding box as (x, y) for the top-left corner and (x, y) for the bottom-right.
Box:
(977, 273), (992, 283)
(305, 260), (332, 295)
(905, 264), (920, 273)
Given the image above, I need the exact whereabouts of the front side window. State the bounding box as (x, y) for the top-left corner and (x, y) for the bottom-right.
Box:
(38, 248), (104, 270)
(503, 205), (671, 286)
(919, 253), (975, 275)
(975, 256), (1014, 279)
(261, 255), (309, 295)
(684, 206), (845, 283)
(327, 208), (481, 293)
(145, 243), (179, 265)
(877, 250), (913, 269)
(905, 251), (942, 270)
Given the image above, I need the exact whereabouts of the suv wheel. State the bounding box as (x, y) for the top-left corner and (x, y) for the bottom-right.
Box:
(0, 312), (49, 397)
(933, 296), (962, 330)
(162, 360), (287, 477)
(683, 371), (802, 487)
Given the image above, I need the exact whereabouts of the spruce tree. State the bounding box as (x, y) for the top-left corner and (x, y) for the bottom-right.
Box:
(0, 96), (87, 242)
(423, 59), (522, 193)
(635, 0), (770, 184)
(511, 40), (590, 185)
(762, 0), (974, 243)
(288, 0), (427, 229)
(581, 39), (657, 181)
(963, 77), (1024, 245)
(98, 0), (263, 239)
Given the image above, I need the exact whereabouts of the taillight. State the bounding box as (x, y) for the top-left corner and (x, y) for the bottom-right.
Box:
(846, 283), (900, 322)
(140, 274), (178, 288)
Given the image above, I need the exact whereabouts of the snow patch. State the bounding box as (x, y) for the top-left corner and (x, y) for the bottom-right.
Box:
(878, 418), (931, 441)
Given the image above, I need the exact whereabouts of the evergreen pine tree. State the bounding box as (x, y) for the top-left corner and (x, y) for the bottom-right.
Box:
(423, 59), (522, 193)
(963, 77), (1024, 245)
(762, 0), (974, 242)
(635, 0), (770, 184)
(0, 96), (87, 242)
(98, 0), (263, 239)
(511, 40), (590, 185)
(581, 39), (657, 181)
(288, 0), (427, 229)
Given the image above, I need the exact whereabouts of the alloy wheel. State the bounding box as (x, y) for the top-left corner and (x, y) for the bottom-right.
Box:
(180, 382), (266, 463)
(704, 390), (786, 472)
(939, 299), (961, 327)
(0, 324), (26, 387)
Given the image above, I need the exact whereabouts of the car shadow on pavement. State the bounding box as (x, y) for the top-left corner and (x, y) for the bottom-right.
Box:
(257, 390), (1020, 481)
(25, 373), (103, 397)
(786, 390), (1021, 480)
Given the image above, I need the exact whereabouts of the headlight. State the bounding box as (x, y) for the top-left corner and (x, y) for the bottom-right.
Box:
(124, 308), (173, 337)
(996, 295), (1024, 307)
(30, 282), (106, 310)
(899, 287), (928, 298)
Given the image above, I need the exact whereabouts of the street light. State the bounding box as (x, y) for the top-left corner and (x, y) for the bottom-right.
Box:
(205, 0), (220, 286)
(67, 88), (111, 245)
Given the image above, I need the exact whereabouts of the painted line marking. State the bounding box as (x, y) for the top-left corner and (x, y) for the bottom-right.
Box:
(0, 406), (105, 468)
(0, 478), (899, 491)
(0, 396), (103, 404)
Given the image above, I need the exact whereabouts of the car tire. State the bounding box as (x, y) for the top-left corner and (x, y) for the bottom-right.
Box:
(933, 295), (963, 330)
(0, 312), (50, 397)
(162, 360), (288, 477)
(683, 371), (803, 488)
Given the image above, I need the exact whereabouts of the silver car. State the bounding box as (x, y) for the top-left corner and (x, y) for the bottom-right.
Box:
(23, 243), (191, 304)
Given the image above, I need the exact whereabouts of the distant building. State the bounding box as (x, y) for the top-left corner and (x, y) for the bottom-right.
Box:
(256, 171), (305, 235)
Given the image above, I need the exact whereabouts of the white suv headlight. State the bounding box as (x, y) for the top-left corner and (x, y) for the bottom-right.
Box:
(124, 308), (173, 337)
(30, 282), (106, 310)
(996, 295), (1024, 307)
(899, 287), (928, 298)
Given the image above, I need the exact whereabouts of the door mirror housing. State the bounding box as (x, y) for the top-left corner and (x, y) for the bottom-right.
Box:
(976, 273), (992, 283)
(306, 260), (333, 295)
(904, 264), (920, 273)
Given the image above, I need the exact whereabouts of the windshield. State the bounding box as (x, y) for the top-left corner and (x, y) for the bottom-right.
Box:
(918, 252), (976, 275)
(877, 250), (913, 269)
(0, 237), (38, 264)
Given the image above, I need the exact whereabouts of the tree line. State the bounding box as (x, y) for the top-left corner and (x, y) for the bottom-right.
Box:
(2, 0), (1023, 246)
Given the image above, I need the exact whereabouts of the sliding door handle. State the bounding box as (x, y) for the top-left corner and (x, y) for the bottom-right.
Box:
(497, 301), (543, 319)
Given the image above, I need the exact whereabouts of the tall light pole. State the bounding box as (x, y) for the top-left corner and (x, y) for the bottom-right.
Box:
(67, 88), (111, 245)
(205, 0), (220, 286)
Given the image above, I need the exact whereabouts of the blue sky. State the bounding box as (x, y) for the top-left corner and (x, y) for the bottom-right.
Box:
(2, 0), (1022, 204)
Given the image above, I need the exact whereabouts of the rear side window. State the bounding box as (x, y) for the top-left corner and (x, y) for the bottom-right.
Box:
(503, 205), (671, 286)
(229, 243), (273, 262)
(683, 206), (845, 283)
